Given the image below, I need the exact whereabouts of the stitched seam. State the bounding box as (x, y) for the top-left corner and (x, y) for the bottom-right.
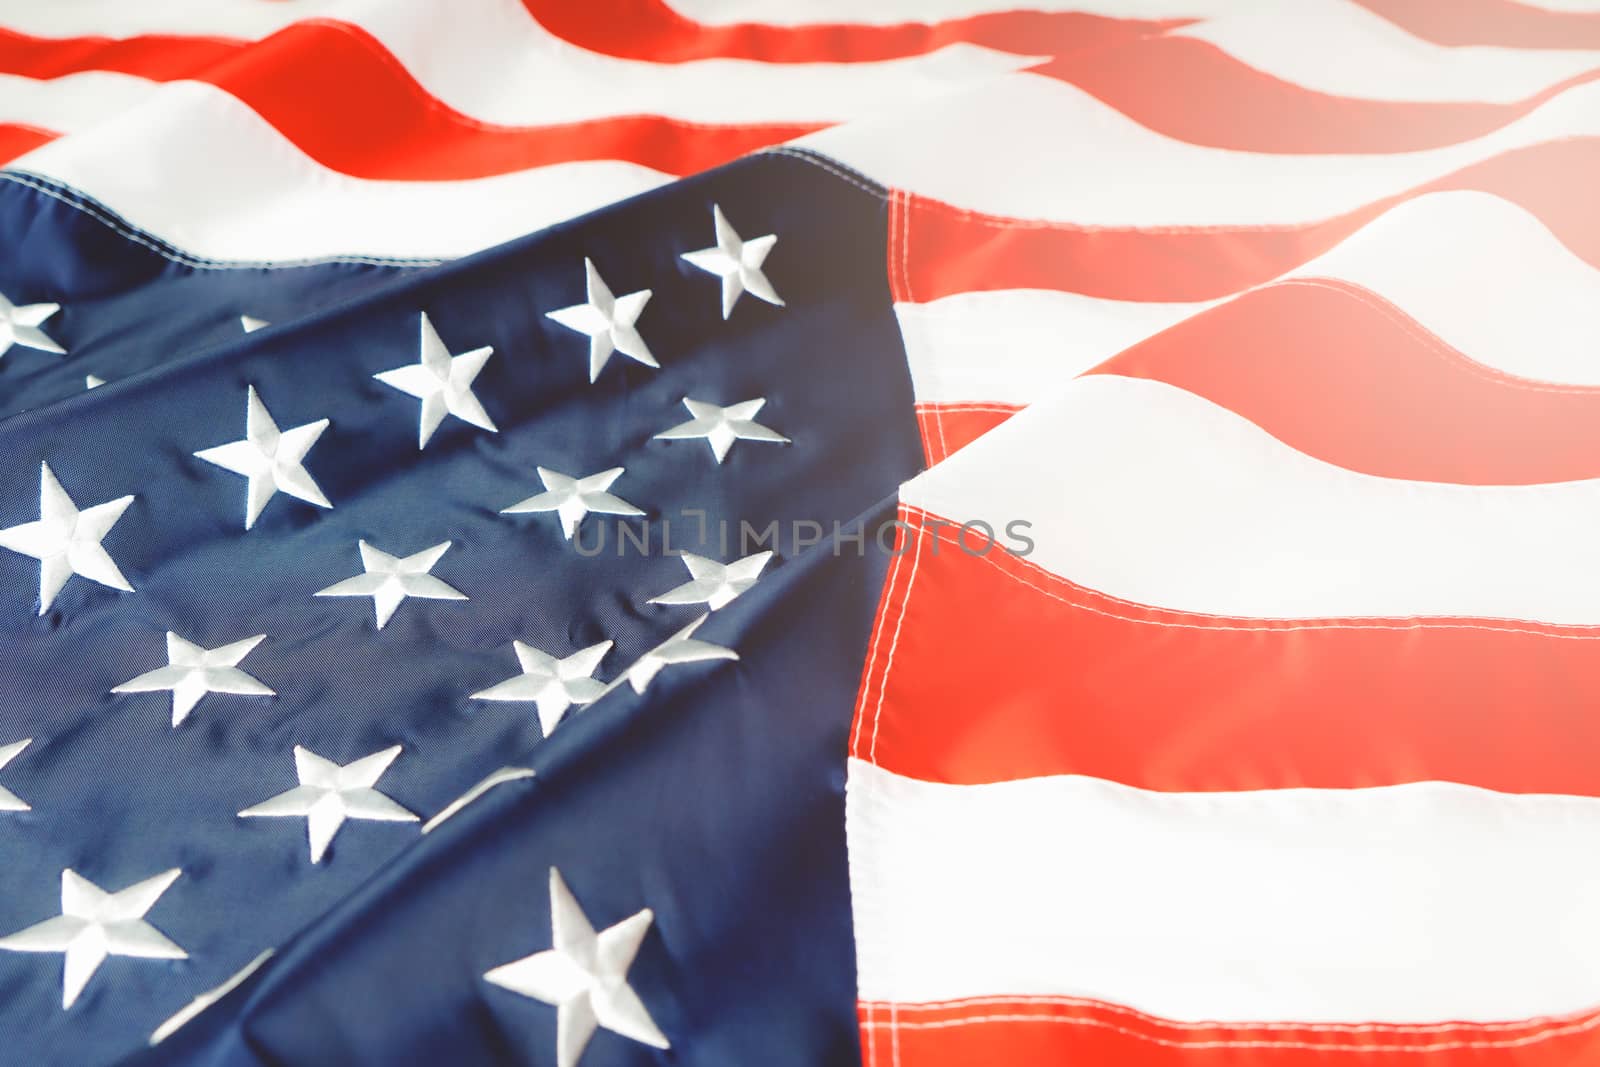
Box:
(902, 505), (1600, 639)
(859, 1011), (1600, 1053)
(850, 513), (910, 758)
(917, 403), (1024, 413)
(906, 137), (1591, 234)
(0, 171), (443, 270)
(762, 146), (889, 200)
(878, 995), (1593, 1033)
(1278, 277), (1600, 395)
(868, 522), (924, 762)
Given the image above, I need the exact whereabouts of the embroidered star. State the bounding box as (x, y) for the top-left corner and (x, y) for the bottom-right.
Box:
(648, 551), (771, 611)
(617, 615), (737, 695)
(0, 739), (32, 812)
(194, 385), (332, 530)
(681, 204), (783, 318)
(501, 467), (644, 541)
(0, 292), (65, 357)
(84, 375), (105, 389)
(238, 745), (418, 864)
(112, 632), (275, 727)
(0, 868), (187, 1009)
(240, 315), (269, 334)
(472, 640), (612, 737)
(484, 867), (669, 1067)
(374, 313), (497, 449)
(653, 398), (788, 463)
(545, 259), (658, 382)
(315, 540), (467, 628)
(0, 462), (134, 614)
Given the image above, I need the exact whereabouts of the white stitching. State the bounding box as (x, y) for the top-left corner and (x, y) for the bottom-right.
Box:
(0, 171), (445, 270)
(850, 515), (910, 757)
(903, 505), (1600, 640)
(869, 522), (924, 762)
(762, 147), (889, 201)
(859, 1009), (1600, 1053)
(1281, 277), (1600, 396)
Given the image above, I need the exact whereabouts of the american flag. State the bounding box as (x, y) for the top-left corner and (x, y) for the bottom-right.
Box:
(0, 2), (1594, 1065)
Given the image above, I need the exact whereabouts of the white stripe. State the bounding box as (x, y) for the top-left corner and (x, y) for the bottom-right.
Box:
(351, 0), (1039, 127)
(899, 191), (1600, 404)
(0, 71), (157, 134)
(800, 73), (1600, 225)
(6, 82), (670, 262)
(666, 0), (1255, 23)
(847, 758), (1600, 1021)
(902, 373), (1600, 624)
(897, 291), (1201, 406)
(0, 0), (1037, 127)
(1177, 0), (1600, 104)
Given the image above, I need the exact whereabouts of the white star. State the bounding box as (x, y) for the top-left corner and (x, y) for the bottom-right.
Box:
(194, 385), (332, 530)
(374, 313), (497, 449)
(648, 551), (771, 611)
(240, 315), (269, 334)
(545, 259), (658, 382)
(681, 204), (783, 318)
(616, 615), (737, 696)
(0, 292), (65, 357)
(112, 632), (275, 727)
(239, 745), (418, 864)
(485, 868), (669, 1067)
(653, 397), (788, 464)
(472, 640), (612, 737)
(501, 467), (644, 541)
(315, 539), (467, 628)
(0, 868), (187, 1009)
(0, 462), (134, 614)
(84, 375), (105, 389)
(0, 739), (32, 812)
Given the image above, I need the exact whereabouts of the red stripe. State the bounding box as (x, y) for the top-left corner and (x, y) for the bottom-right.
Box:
(521, 0), (1183, 62)
(0, 123), (57, 164)
(1034, 35), (1600, 154)
(914, 403), (1020, 465)
(859, 997), (1600, 1065)
(1091, 279), (1600, 485)
(895, 137), (1600, 304)
(0, 27), (239, 80)
(0, 23), (817, 179)
(852, 505), (1600, 794)
(1355, 0), (1600, 49)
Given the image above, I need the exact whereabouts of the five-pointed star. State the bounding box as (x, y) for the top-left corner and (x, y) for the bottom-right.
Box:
(315, 539), (467, 628)
(0, 738), (33, 812)
(0, 291), (65, 357)
(545, 259), (658, 382)
(0, 462), (134, 614)
(240, 315), (269, 334)
(484, 867), (669, 1067)
(84, 375), (105, 389)
(616, 615), (737, 696)
(472, 640), (612, 737)
(239, 745), (418, 864)
(653, 397), (788, 463)
(0, 868), (187, 1009)
(194, 385), (332, 530)
(501, 467), (644, 541)
(681, 204), (784, 318)
(374, 313), (498, 449)
(648, 551), (772, 611)
(112, 632), (275, 727)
